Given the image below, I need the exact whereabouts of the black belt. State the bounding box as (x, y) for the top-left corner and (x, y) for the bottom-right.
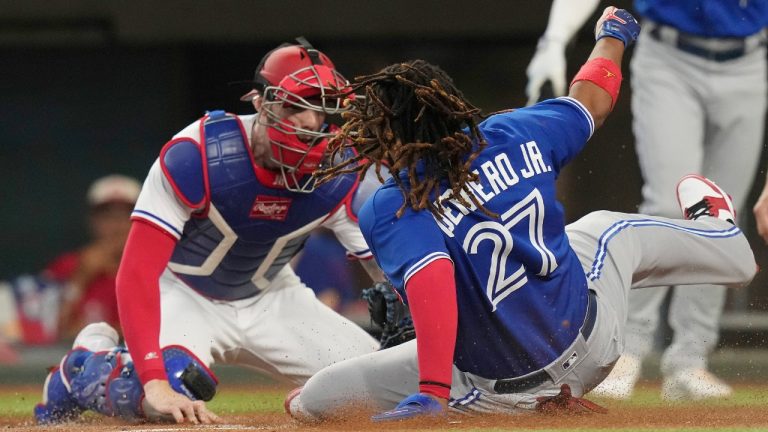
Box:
(647, 22), (766, 62)
(493, 289), (598, 394)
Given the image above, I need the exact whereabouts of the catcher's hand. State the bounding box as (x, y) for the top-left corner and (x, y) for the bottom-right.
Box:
(362, 282), (415, 349)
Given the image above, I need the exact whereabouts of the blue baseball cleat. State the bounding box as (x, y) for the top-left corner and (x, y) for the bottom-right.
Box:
(33, 347), (93, 424)
(371, 393), (445, 422)
(34, 367), (85, 424)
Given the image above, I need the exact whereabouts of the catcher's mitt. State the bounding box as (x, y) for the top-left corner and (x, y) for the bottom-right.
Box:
(362, 282), (415, 349)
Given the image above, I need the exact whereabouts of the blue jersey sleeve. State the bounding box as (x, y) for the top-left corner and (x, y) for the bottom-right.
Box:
(480, 97), (594, 172)
(358, 186), (451, 300)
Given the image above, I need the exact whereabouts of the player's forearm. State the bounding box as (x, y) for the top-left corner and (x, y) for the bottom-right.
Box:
(569, 37), (625, 128)
(117, 219), (177, 384)
(568, 7), (639, 127)
(542, 0), (602, 44)
(404, 258), (457, 400)
(359, 258), (387, 283)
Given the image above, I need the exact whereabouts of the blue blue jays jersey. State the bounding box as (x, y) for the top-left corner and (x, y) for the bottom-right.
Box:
(359, 97), (594, 380)
(635, 0), (768, 37)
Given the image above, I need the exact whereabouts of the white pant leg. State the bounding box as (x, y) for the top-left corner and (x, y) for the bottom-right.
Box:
(157, 270), (241, 367)
(662, 45), (768, 374)
(236, 266), (379, 384)
(157, 266), (378, 384)
(296, 339), (420, 419)
(628, 31), (709, 365)
(566, 211), (755, 379)
(631, 31), (706, 219)
(622, 287), (669, 359)
(663, 283), (727, 373)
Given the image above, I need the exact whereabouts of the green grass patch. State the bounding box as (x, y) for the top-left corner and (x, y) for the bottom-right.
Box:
(0, 390), (36, 417)
(207, 387), (285, 415)
(0, 387), (287, 418)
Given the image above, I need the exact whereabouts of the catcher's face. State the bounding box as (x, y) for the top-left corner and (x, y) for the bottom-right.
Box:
(250, 94), (337, 192)
(250, 95), (327, 161)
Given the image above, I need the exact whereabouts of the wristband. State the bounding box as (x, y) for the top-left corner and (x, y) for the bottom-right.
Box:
(570, 57), (622, 109)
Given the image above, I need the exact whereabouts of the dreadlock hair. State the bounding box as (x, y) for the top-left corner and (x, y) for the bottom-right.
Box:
(315, 59), (496, 219)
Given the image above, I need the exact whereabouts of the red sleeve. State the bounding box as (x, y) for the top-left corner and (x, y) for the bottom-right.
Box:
(404, 258), (457, 400)
(116, 219), (177, 385)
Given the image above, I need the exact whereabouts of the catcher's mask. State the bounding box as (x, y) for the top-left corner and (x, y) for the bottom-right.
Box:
(241, 37), (352, 193)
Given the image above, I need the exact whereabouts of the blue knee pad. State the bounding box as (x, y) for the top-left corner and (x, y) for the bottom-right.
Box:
(163, 346), (218, 402)
(68, 347), (144, 420)
(106, 357), (144, 420)
(37, 345), (217, 423)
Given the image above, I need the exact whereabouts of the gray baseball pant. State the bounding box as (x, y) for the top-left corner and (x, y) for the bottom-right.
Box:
(291, 211), (755, 418)
(627, 26), (767, 375)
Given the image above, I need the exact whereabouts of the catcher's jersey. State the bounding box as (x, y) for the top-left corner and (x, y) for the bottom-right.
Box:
(132, 111), (372, 301)
(360, 97), (594, 379)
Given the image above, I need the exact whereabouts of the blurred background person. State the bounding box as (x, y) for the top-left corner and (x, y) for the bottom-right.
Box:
(49, 174), (141, 337)
(526, 0), (768, 400)
(0, 174), (140, 354)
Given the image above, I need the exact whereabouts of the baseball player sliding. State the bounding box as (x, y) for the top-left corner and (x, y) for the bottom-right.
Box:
(285, 8), (756, 420)
(527, 0), (768, 400)
(34, 38), (385, 424)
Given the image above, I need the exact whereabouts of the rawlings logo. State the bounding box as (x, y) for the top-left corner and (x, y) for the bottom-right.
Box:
(250, 195), (292, 221)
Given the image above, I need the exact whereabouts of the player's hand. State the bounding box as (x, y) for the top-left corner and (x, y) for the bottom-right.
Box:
(525, 38), (567, 106)
(143, 379), (221, 424)
(371, 393), (447, 422)
(594, 6), (640, 47)
(753, 186), (768, 244)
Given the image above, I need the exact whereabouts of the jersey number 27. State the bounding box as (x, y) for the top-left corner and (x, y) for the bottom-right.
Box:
(462, 188), (558, 311)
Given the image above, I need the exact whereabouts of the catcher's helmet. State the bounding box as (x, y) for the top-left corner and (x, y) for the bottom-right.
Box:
(242, 37), (351, 193)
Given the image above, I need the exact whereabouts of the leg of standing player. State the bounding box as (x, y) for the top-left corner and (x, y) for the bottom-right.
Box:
(621, 28), (705, 370)
(662, 44), (767, 381)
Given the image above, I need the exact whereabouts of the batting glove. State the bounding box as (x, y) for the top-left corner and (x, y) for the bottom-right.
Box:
(371, 393), (445, 422)
(594, 7), (640, 47)
(525, 38), (568, 105)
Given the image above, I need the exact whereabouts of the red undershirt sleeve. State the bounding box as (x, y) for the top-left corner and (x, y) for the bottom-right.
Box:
(404, 258), (457, 400)
(116, 219), (178, 385)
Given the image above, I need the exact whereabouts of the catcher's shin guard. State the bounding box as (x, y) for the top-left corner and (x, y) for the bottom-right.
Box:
(68, 347), (144, 420)
(34, 366), (85, 424)
(35, 345), (218, 424)
(162, 346), (218, 402)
